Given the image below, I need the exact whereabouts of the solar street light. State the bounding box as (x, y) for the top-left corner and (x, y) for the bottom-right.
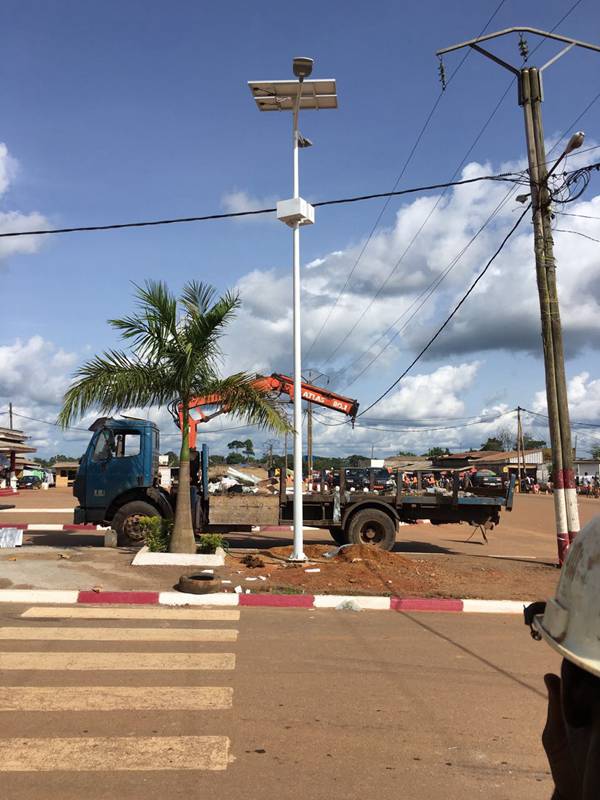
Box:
(248, 60), (338, 561)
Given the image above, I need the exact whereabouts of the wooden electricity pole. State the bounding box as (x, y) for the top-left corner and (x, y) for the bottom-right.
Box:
(437, 27), (600, 563)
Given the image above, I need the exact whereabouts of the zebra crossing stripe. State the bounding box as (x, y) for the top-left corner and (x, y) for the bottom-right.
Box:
(0, 735), (230, 771)
(0, 626), (238, 641)
(0, 686), (233, 711)
(21, 606), (240, 621)
(0, 652), (235, 670)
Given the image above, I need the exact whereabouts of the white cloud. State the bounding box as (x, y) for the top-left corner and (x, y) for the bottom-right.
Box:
(0, 336), (77, 407)
(364, 362), (481, 420)
(220, 189), (277, 222)
(215, 154), (600, 382)
(0, 142), (49, 267)
(533, 371), (600, 423)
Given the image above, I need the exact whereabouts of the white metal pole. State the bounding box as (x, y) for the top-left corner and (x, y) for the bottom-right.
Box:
(291, 93), (306, 561)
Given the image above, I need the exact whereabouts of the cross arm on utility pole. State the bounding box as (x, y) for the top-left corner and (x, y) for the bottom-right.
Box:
(436, 25), (600, 563)
(436, 26), (600, 57)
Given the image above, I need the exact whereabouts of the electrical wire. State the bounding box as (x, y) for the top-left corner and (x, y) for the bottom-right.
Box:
(554, 210), (600, 221)
(356, 204), (531, 417)
(553, 228), (600, 244)
(303, 0), (509, 362)
(315, 1), (585, 369)
(8, 410), (89, 432)
(318, 84), (519, 368)
(315, 409), (517, 434)
(0, 172), (526, 240)
(342, 179), (521, 387)
(521, 408), (600, 429)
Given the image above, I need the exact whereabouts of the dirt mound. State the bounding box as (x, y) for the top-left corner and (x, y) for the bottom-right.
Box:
(333, 544), (414, 569)
(266, 544), (332, 561)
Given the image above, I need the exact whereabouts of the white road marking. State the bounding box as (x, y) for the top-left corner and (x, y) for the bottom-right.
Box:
(0, 626), (238, 641)
(159, 591), (239, 606)
(21, 606), (240, 621)
(0, 508), (74, 513)
(0, 591), (79, 605)
(0, 652), (235, 670)
(461, 599), (526, 614)
(0, 736), (230, 771)
(0, 686), (233, 711)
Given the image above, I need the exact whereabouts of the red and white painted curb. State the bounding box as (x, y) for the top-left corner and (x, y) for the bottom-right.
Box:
(0, 589), (526, 613)
(2, 524), (108, 531)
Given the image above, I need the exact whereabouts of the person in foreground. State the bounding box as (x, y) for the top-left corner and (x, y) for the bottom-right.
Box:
(525, 515), (600, 800)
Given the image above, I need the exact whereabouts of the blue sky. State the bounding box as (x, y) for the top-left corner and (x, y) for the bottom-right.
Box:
(1, 0), (600, 459)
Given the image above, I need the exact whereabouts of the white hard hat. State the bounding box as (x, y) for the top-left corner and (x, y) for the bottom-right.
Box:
(531, 514), (600, 678)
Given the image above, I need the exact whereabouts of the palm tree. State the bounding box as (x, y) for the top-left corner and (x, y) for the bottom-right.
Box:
(58, 280), (290, 553)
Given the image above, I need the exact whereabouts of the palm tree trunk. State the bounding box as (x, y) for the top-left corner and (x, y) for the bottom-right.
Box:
(169, 402), (196, 553)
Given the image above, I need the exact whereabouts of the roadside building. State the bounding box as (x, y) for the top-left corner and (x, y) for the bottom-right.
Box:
(432, 449), (544, 480)
(574, 458), (600, 478)
(0, 427), (37, 488)
(53, 461), (79, 488)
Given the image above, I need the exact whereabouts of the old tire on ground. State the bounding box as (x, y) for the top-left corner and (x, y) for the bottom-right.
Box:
(346, 508), (397, 551)
(177, 573), (218, 595)
(329, 526), (348, 546)
(112, 500), (159, 547)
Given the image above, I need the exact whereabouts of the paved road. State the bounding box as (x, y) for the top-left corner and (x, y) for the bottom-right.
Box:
(0, 603), (558, 800)
(2, 490), (600, 562)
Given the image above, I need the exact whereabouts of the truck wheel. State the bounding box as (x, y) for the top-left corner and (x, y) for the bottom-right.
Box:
(329, 526), (348, 546)
(112, 501), (160, 546)
(347, 509), (397, 551)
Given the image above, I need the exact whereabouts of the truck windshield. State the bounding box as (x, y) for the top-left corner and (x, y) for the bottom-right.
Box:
(92, 430), (114, 462)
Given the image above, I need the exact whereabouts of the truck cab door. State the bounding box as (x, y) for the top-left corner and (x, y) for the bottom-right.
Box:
(83, 429), (116, 511)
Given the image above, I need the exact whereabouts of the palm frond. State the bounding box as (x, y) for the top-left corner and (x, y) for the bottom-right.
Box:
(179, 281), (217, 318)
(108, 280), (179, 360)
(58, 350), (175, 428)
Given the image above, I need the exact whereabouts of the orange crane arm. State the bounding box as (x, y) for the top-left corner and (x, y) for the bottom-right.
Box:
(178, 373), (359, 449)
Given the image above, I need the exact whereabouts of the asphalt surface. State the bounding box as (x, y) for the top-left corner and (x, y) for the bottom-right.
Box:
(0, 603), (558, 800)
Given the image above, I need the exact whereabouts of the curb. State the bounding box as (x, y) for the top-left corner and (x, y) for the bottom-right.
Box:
(2, 524), (109, 531)
(0, 589), (526, 614)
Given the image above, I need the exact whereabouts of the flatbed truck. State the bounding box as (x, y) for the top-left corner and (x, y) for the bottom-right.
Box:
(73, 417), (514, 549)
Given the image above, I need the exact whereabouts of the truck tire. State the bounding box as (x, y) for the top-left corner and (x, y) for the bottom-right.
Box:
(329, 526), (348, 546)
(347, 508), (397, 551)
(112, 500), (160, 546)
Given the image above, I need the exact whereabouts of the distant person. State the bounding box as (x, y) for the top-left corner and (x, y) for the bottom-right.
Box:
(525, 516), (600, 799)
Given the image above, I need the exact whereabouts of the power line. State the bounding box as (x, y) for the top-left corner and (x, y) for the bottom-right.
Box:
(342, 179), (520, 387)
(554, 210), (600, 220)
(315, 1), (585, 369)
(318, 84), (520, 368)
(9, 410), (89, 432)
(357, 204), (531, 417)
(553, 228), (600, 244)
(521, 407), (600, 429)
(0, 172), (525, 240)
(304, 0), (509, 361)
(352, 411), (516, 435)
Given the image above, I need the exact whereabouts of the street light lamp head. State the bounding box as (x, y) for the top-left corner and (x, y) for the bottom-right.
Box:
(293, 57), (314, 81)
(565, 131), (585, 155)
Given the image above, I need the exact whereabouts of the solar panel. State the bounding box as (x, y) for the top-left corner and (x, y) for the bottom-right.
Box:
(248, 79), (338, 111)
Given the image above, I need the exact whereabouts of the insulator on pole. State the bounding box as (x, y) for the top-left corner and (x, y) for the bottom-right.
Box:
(519, 33), (529, 61)
(438, 56), (447, 91)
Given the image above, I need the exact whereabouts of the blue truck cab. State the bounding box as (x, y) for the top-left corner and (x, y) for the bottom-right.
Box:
(74, 417), (174, 542)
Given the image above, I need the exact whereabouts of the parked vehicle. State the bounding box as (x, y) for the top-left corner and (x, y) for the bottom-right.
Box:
(17, 475), (42, 490)
(471, 471), (503, 488)
(73, 417), (514, 549)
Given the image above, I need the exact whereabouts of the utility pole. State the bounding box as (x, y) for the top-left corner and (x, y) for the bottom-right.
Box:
(306, 402), (313, 479)
(302, 369), (329, 488)
(8, 402), (13, 430)
(516, 406), (523, 491)
(437, 27), (600, 564)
